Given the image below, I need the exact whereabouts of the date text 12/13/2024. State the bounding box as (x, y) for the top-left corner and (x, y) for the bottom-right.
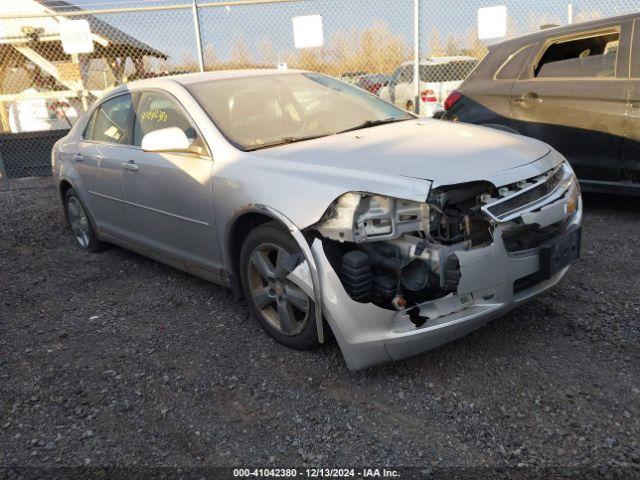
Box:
(233, 468), (400, 478)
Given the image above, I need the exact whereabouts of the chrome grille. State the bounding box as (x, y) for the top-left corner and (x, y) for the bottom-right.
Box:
(484, 166), (568, 222)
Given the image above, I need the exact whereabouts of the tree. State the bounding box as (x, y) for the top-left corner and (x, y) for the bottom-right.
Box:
(444, 35), (461, 56)
(428, 29), (444, 56)
(230, 36), (253, 68)
(355, 22), (408, 74)
(505, 14), (519, 39)
(327, 30), (358, 75)
(525, 12), (562, 34)
(257, 37), (277, 67)
(203, 44), (218, 71)
(177, 51), (199, 73)
(574, 9), (604, 23)
(295, 49), (323, 72)
(464, 28), (488, 60)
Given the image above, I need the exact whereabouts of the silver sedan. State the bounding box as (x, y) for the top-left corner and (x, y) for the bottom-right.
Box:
(52, 70), (582, 370)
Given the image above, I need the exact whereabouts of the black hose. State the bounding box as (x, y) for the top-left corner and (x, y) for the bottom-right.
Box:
(360, 244), (404, 272)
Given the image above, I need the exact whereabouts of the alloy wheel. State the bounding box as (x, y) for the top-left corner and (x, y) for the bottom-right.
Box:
(67, 196), (91, 248)
(247, 242), (310, 336)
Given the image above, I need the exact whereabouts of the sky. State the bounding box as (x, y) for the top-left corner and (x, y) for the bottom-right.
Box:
(43, 0), (640, 66)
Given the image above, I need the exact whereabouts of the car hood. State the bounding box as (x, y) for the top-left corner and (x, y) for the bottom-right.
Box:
(254, 119), (552, 188)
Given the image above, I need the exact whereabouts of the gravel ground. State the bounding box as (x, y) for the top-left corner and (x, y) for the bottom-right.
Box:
(1, 177), (639, 475)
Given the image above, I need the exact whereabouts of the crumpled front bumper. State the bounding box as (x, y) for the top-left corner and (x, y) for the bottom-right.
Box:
(310, 197), (582, 371)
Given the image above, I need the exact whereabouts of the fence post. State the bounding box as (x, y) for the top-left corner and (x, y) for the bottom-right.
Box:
(413, 0), (420, 115)
(192, 0), (205, 72)
(567, 3), (574, 24)
(0, 151), (8, 182)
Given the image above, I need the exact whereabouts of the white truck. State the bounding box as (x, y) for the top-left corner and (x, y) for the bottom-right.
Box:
(379, 56), (478, 117)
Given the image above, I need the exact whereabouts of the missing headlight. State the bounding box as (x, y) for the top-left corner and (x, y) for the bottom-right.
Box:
(315, 192), (429, 243)
(312, 189), (491, 310)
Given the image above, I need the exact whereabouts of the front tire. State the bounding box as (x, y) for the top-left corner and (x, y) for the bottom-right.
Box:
(64, 188), (105, 252)
(240, 222), (318, 350)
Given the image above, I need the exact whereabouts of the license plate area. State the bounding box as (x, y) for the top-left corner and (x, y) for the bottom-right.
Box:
(539, 226), (581, 279)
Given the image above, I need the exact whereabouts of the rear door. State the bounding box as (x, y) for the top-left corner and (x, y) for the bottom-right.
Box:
(121, 90), (221, 271)
(510, 20), (632, 181)
(76, 93), (136, 240)
(622, 17), (640, 181)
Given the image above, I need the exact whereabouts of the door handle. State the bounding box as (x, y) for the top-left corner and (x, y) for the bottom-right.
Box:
(515, 92), (543, 106)
(121, 161), (138, 172)
(77, 154), (104, 162)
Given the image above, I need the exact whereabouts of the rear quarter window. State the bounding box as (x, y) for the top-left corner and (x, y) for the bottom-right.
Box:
(495, 44), (536, 80)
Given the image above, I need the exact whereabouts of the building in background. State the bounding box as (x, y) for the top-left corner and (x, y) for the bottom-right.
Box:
(0, 0), (167, 133)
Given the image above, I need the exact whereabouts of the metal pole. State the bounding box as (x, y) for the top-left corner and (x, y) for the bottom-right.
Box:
(413, 0), (420, 115)
(192, 0), (205, 73)
(567, 3), (574, 24)
(0, 151), (8, 182)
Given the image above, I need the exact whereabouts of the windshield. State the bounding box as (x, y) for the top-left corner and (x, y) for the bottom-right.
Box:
(185, 72), (413, 150)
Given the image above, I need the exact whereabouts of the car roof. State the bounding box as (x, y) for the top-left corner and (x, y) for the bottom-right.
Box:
(400, 56), (478, 67)
(102, 69), (307, 98)
(491, 11), (638, 50)
(172, 69), (306, 85)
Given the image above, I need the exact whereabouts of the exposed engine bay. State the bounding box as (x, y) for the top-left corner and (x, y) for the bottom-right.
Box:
(311, 163), (579, 321)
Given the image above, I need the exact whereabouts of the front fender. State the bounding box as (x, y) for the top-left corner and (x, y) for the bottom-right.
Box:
(225, 205), (325, 344)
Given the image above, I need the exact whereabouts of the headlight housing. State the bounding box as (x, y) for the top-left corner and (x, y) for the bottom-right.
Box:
(315, 192), (429, 243)
(564, 163), (582, 226)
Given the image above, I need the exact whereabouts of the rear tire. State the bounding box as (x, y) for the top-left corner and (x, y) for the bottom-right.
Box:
(64, 188), (105, 253)
(240, 222), (319, 350)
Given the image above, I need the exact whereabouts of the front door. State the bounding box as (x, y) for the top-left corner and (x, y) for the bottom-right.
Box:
(510, 22), (631, 181)
(121, 90), (221, 272)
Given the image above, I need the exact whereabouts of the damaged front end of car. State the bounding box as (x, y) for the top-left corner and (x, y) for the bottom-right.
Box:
(294, 158), (582, 370)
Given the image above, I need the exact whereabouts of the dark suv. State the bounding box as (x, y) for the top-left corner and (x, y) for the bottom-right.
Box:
(442, 12), (640, 195)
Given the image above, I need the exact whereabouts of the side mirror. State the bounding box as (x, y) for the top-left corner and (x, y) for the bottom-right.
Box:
(141, 127), (203, 155)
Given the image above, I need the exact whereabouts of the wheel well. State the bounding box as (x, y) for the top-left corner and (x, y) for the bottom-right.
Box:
(228, 212), (275, 297)
(59, 180), (73, 203)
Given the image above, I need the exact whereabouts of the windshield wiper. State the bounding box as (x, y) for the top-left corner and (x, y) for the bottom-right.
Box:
(245, 134), (329, 151)
(335, 117), (410, 135)
(245, 117), (411, 151)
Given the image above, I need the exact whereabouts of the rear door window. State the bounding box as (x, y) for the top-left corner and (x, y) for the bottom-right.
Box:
(535, 31), (619, 78)
(85, 94), (132, 144)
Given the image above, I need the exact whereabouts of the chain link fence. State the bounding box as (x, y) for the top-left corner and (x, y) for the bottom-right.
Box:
(1, 0), (639, 179)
